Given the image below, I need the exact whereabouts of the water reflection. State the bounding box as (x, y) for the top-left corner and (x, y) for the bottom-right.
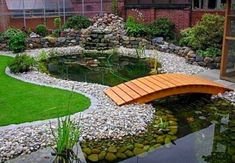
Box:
(122, 124), (216, 163)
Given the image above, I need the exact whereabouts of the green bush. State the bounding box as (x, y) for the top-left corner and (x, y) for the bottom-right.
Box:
(111, 0), (118, 15)
(3, 28), (24, 39)
(179, 14), (224, 50)
(196, 47), (221, 57)
(63, 15), (92, 30)
(52, 28), (62, 37)
(178, 28), (193, 46)
(8, 32), (26, 53)
(35, 24), (48, 36)
(146, 18), (175, 39)
(8, 54), (35, 73)
(54, 17), (62, 29)
(0, 32), (4, 43)
(125, 16), (146, 37)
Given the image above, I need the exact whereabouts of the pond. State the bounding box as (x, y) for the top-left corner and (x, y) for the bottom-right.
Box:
(42, 54), (235, 163)
(80, 95), (235, 163)
(44, 53), (156, 86)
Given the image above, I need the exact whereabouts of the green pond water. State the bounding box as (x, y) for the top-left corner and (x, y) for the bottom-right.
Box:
(44, 54), (154, 86)
(44, 55), (235, 163)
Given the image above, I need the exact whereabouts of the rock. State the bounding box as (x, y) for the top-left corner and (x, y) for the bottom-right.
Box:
(30, 32), (40, 38)
(124, 150), (134, 157)
(80, 13), (125, 50)
(195, 55), (204, 62)
(118, 146), (128, 153)
(98, 151), (106, 160)
(156, 136), (165, 144)
(108, 145), (117, 153)
(105, 152), (117, 162)
(45, 36), (57, 44)
(187, 51), (196, 58)
(199, 116), (206, 120)
(122, 36), (129, 41)
(204, 57), (213, 63)
(152, 37), (164, 45)
(58, 37), (66, 43)
(88, 154), (99, 162)
(143, 145), (150, 151)
(116, 152), (127, 159)
(83, 148), (92, 155)
(126, 144), (134, 150)
(91, 148), (100, 154)
(134, 143), (144, 148)
(133, 148), (145, 156)
(164, 137), (172, 144)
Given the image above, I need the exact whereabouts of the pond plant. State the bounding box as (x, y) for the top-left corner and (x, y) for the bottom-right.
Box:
(51, 116), (81, 163)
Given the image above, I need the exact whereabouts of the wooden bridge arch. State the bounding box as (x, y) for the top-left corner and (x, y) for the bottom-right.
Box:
(104, 73), (232, 106)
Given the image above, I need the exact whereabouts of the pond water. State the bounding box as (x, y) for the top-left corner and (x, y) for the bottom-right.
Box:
(43, 54), (235, 163)
(80, 95), (235, 163)
(44, 54), (154, 86)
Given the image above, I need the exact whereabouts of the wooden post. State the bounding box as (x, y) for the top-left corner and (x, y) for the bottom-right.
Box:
(220, 0), (232, 78)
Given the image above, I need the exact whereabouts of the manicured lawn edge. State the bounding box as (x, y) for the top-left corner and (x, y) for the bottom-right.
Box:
(0, 55), (91, 126)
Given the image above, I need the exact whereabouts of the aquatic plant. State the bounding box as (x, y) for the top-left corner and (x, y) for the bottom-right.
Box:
(50, 84), (81, 162)
(51, 116), (81, 163)
(149, 50), (159, 75)
(135, 44), (146, 58)
(158, 118), (169, 131)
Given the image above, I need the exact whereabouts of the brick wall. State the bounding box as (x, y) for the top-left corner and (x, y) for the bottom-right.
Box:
(126, 8), (191, 31)
(155, 9), (191, 31)
(191, 10), (225, 26)
(9, 17), (56, 31)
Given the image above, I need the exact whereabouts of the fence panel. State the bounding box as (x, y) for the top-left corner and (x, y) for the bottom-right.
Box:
(0, 0), (113, 31)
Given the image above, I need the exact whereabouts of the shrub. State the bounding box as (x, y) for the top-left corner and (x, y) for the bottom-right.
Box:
(37, 50), (49, 61)
(54, 17), (62, 29)
(196, 47), (221, 57)
(63, 16), (92, 30)
(8, 32), (26, 53)
(0, 32), (4, 43)
(179, 14), (224, 50)
(111, 0), (118, 15)
(35, 24), (48, 36)
(178, 28), (194, 46)
(52, 29), (62, 37)
(8, 54), (35, 73)
(125, 16), (146, 37)
(3, 28), (24, 39)
(146, 18), (175, 39)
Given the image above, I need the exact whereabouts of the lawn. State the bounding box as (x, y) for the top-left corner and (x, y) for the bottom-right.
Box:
(0, 55), (91, 126)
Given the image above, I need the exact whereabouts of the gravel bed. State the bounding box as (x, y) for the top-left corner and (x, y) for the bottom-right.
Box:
(213, 91), (235, 104)
(118, 47), (207, 75)
(0, 46), (211, 162)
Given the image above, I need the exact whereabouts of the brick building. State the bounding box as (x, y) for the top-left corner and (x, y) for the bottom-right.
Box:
(0, 0), (226, 32)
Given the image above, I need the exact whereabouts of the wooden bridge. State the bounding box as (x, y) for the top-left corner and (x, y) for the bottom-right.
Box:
(104, 73), (231, 106)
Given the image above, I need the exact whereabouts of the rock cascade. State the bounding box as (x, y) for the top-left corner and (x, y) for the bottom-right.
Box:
(80, 13), (125, 50)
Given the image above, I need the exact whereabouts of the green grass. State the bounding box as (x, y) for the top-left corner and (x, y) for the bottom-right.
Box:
(0, 55), (91, 126)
